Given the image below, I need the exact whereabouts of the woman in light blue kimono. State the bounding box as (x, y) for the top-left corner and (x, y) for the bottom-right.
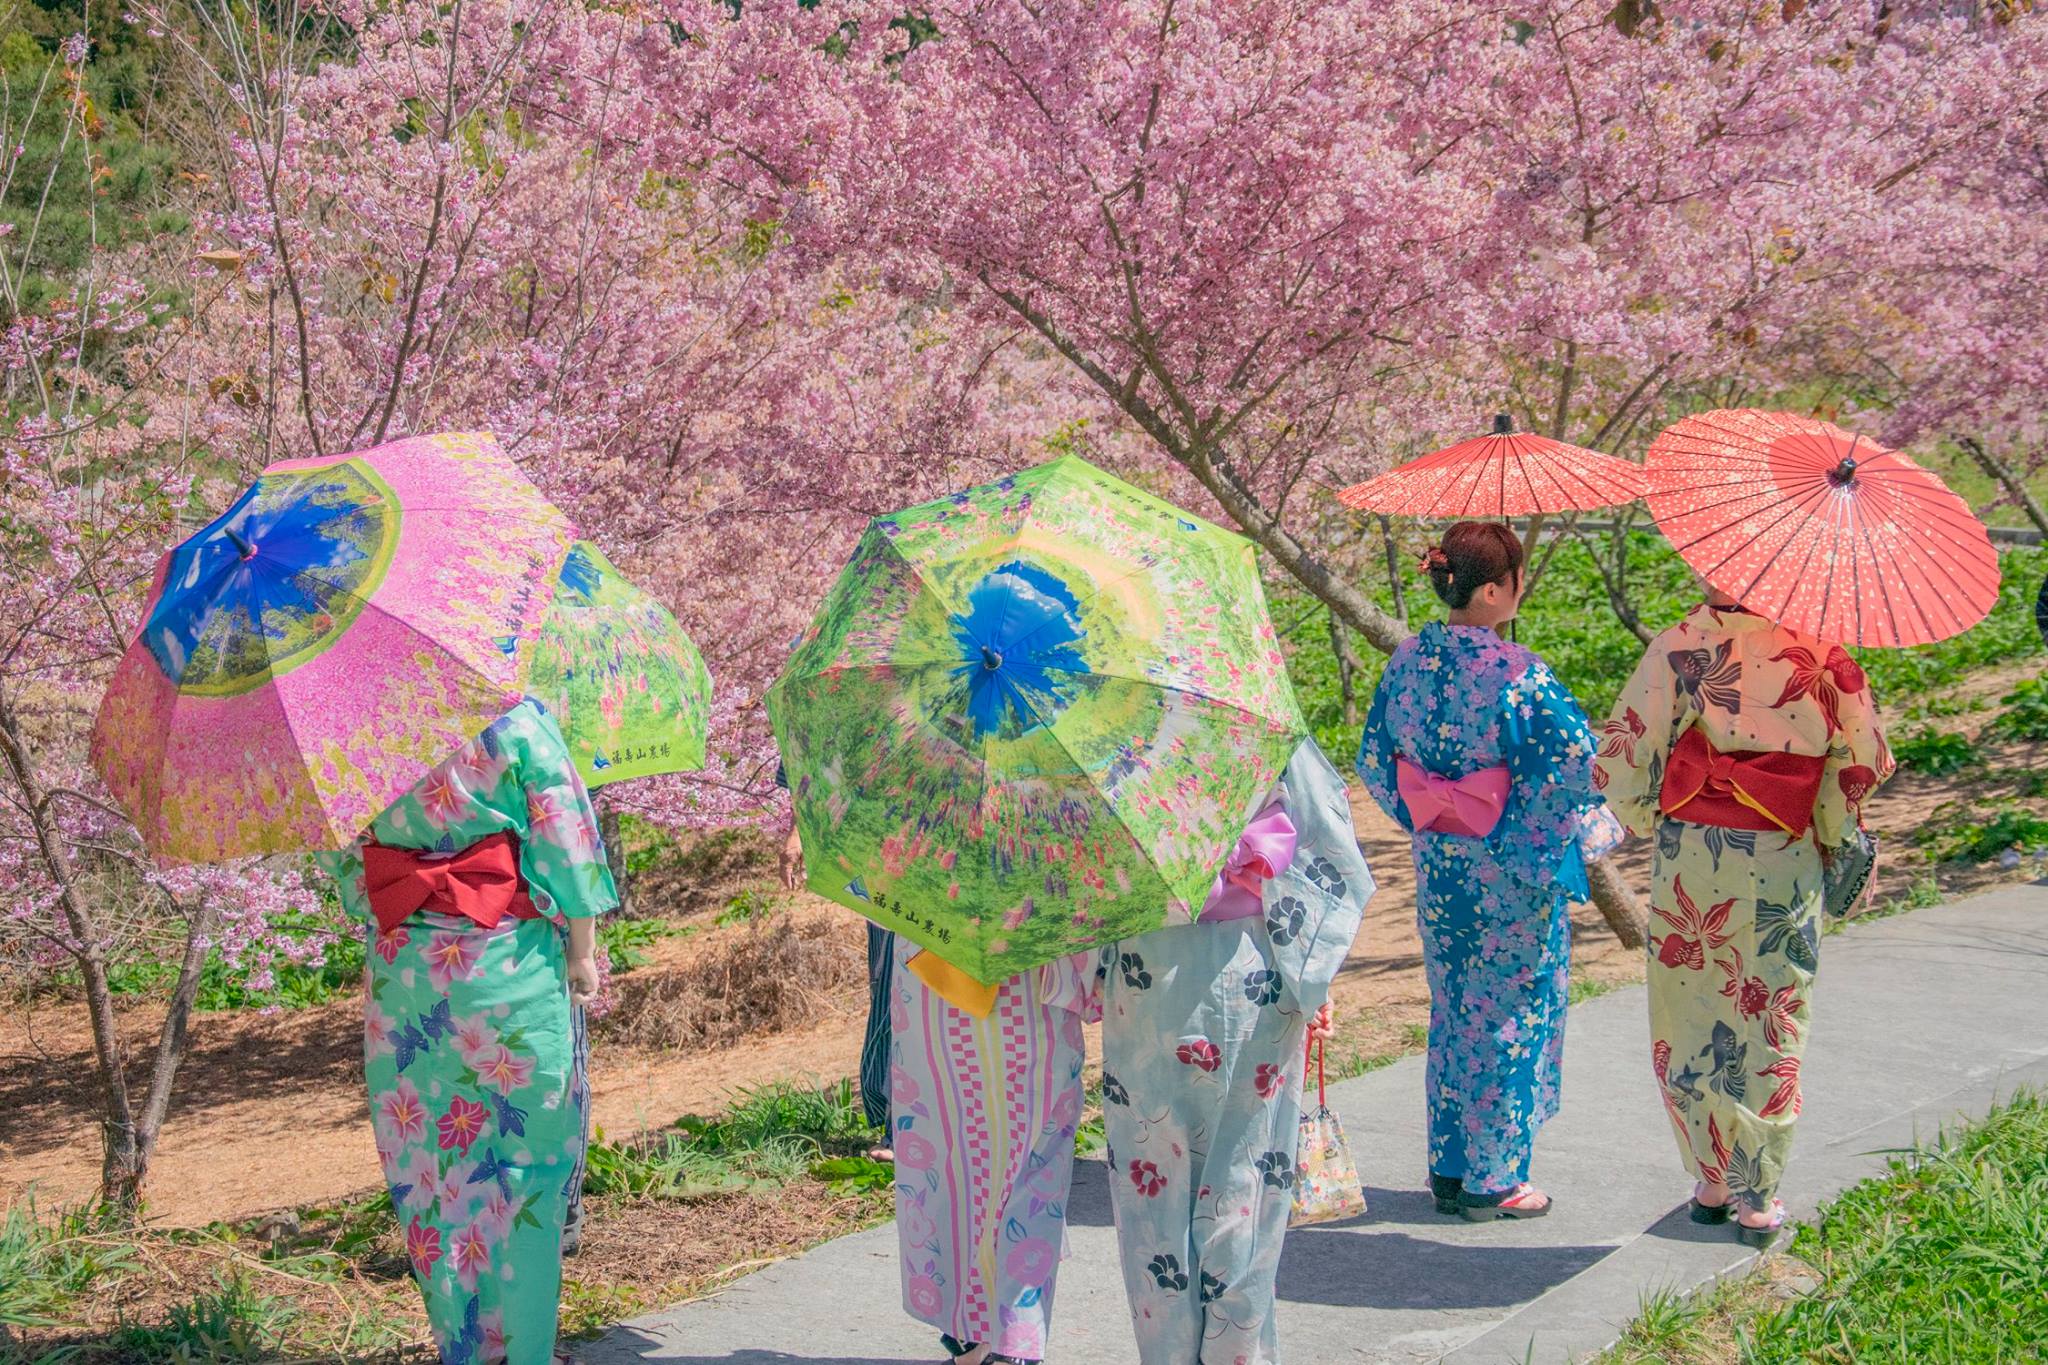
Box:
(1358, 522), (1617, 1220)
(1098, 738), (1374, 1363)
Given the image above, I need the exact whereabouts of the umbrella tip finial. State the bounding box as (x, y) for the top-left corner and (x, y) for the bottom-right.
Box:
(1491, 413), (1514, 436)
(1830, 457), (1858, 486)
(979, 644), (1003, 671)
(223, 523), (256, 559)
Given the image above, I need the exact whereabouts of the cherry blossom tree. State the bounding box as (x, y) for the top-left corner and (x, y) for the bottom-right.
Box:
(1, 27), (314, 1208)
(639, 0), (2048, 940)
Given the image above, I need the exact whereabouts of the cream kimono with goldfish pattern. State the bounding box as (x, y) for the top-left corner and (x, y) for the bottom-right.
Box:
(1596, 605), (1891, 1212)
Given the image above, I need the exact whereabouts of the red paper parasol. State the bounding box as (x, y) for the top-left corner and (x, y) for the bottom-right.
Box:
(1643, 409), (1999, 648)
(1337, 414), (1647, 517)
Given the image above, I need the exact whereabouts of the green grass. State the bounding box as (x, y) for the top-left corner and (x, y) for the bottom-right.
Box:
(1914, 801), (2048, 864)
(107, 1271), (301, 1362)
(0, 1203), (136, 1329)
(1280, 540), (2048, 757)
(586, 1079), (885, 1202)
(1604, 1090), (2048, 1364)
(597, 916), (685, 973)
(1568, 974), (1622, 1006)
(1890, 727), (1982, 776)
(1986, 677), (2048, 744)
(714, 887), (779, 927)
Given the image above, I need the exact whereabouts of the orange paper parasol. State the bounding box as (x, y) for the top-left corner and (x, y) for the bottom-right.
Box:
(1338, 414), (1647, 518)
(1643, 409), (1999, 648)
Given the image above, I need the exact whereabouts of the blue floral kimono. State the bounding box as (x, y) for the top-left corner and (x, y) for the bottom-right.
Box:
(1358, 623), (1611, 1196)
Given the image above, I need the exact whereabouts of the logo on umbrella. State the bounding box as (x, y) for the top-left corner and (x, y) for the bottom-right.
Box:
(946, 560), (1089, 740)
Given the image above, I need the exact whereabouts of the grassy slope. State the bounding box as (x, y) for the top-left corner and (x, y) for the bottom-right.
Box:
(1604, 1089), (2048, 1364)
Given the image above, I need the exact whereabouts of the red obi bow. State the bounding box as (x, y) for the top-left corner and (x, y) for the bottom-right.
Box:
(1658, 727), (1824, 838)
(363, 831), (537, 936)
(1396, 758), (1510, 838)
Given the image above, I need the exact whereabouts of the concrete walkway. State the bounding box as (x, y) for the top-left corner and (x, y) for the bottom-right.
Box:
(588, 884), (2048, 1365)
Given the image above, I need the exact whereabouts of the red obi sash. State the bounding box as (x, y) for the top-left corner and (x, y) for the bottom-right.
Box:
(1395, 758), (1511, 838)
(363, 831), (539, 936)
(1658, 727), (1825, 837)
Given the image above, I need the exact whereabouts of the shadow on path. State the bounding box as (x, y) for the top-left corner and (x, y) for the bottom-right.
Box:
(1277, 1228), (1610, 1311)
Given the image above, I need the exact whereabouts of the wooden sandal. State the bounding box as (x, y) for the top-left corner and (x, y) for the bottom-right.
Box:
(1734, 1198), (1787, 1248)
(1689, 1180), (1731, 1225)
(1459, 1182), (1551, 1221)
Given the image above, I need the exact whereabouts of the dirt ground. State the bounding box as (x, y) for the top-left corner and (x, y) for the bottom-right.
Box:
(3, 661), (2038, 1228)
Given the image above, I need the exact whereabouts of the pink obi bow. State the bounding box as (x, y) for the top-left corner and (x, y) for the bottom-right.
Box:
(1395, 758), (1511, 838)
(1199, 800), (1298, 923)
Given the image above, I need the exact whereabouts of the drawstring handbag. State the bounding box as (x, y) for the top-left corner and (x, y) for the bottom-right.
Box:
(1821, 823), (1880, 919)
(1289, 1035), (1367, 1227)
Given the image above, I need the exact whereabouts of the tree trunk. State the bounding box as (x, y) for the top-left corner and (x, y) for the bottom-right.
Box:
(1378, 515), (1407, 626)
(1328, 610), (1360, 726)
(0, 691), (141, 1213)
(1961, 436), (2048, 538)
(599, 801), (634, 919)
(118, 898), (226, 1207)
(1585, 858), (1647, 950)
(1586, 519), (1655, 645)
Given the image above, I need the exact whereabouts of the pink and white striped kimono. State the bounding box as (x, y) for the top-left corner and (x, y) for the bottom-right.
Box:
(888, 945), (1099, 1361)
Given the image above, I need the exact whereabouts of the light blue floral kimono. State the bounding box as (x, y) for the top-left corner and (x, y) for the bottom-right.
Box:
(1098, 740), (1374, 1364)
(1357, 623), (1610, 1197)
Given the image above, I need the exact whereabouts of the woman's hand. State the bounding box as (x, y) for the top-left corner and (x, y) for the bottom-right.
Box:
(566, 918), (600, 1009)
(779, 826), (805, 891)
(1307, 1001), (1336, 1043)
(567, 952), (600, 1009)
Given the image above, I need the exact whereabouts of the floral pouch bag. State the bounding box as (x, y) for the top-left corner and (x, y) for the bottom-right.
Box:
(1289, 1036), (1367, 1227)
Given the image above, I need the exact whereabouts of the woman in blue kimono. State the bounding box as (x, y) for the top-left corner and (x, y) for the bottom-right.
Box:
(1358, 522), (1618, 1220)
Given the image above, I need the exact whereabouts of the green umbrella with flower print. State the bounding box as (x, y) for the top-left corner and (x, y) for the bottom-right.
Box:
(519, 541), (713, 788)
(765, 456), (1308, 983)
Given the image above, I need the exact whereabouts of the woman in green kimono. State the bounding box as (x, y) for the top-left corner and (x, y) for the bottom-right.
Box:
(319, 699), (616, 1364)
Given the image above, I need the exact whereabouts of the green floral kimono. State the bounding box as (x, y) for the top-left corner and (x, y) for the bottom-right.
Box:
(319, 700), (616, 1364)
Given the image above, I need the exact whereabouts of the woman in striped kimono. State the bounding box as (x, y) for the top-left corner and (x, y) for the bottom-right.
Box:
(887, 947), (1097, 1365)
(1596, 592), (1891, 1245)
(319, 699), (615, 1364)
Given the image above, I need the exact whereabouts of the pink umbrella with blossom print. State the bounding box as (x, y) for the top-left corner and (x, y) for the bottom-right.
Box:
(91, 431), (576, 861)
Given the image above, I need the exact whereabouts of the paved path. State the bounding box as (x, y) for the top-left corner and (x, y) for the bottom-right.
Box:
(589, 884), (2048, 1365)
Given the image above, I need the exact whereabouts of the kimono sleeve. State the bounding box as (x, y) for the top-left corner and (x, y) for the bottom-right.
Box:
(1493, 661), (1607, 897)
(1813, 657), (1894, 848)
(313, 847), (369, 923)
(508, 706), (620, 920)
(1266, 738), (1375, 1013)
(1355, 658), (1411, 832)
(1594, 640), (1682, 837)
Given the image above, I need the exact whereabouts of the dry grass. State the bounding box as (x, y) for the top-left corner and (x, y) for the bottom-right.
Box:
(596, 914), (866, 1050)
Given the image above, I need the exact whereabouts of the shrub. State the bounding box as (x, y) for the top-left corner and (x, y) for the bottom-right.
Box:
(1986, 677), (2048, 744)
(1890, 727), (1980, 775)
(595, 917), (864, 1049)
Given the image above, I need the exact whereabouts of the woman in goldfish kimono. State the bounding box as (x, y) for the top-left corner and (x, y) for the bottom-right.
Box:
(1097, 738), (1373, 1365)
(1358, 522), (1619, 1221)
(1595, 591), (1891, 1245)
(318, 699), (615, 1364)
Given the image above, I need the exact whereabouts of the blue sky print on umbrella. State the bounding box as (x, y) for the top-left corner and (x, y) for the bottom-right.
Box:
(947, 559), (1089, 740)
(145, 461), (399, 696)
